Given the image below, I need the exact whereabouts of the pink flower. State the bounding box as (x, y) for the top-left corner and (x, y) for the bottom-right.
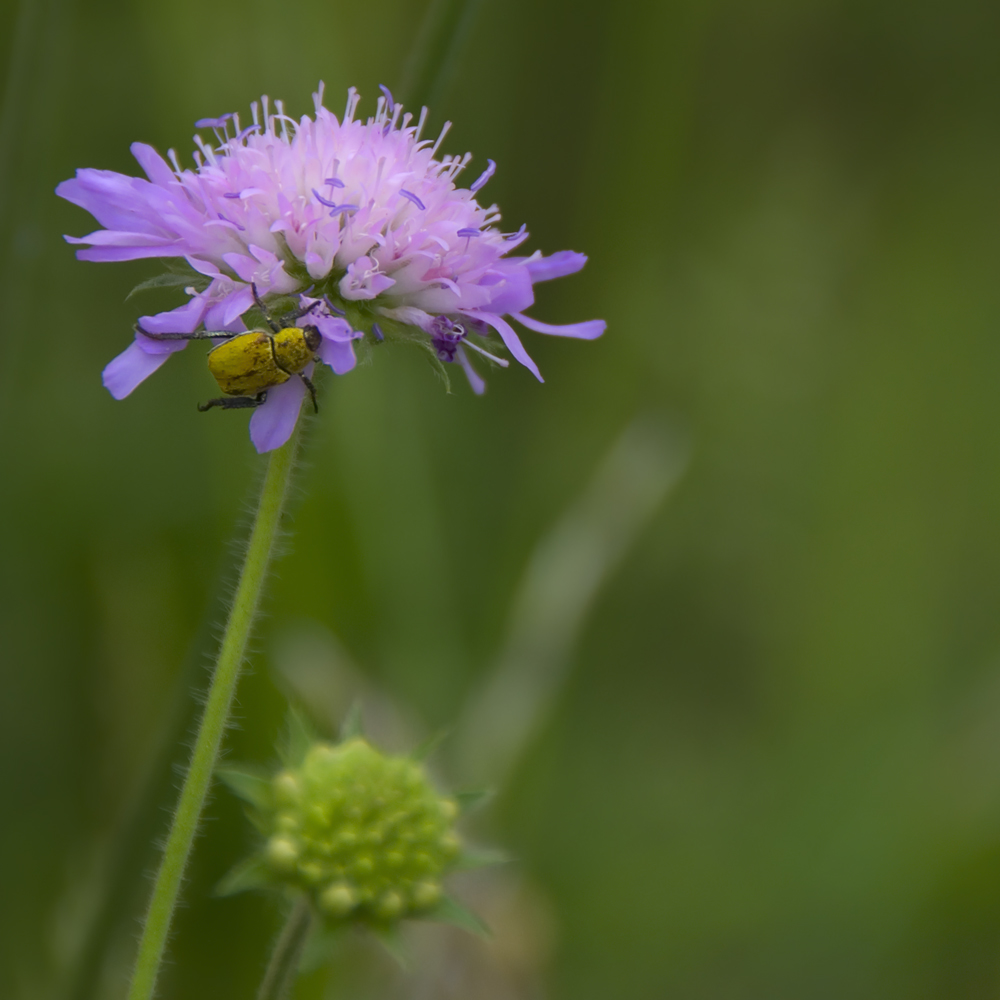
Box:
(57, 85), (605, 451)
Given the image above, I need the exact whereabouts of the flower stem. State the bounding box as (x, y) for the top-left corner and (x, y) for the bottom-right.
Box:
(255, 897), (314, 1000)
(127, 430), (301, 1000)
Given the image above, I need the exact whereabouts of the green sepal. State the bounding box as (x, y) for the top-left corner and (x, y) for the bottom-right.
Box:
(125, 271), (209, 300)
(452, 846), (512, 871)
(409, 727), (450, 762)
(216, 766), (273, 809)
(280, 705), (318, 767)
(339, 700), (365, 741)
(298, 920), (346, 973)
(215, 854), (277, 897)
(369, 923), (409, 967)
(454, 788), (494, 814)
(424, 894), (491, 938)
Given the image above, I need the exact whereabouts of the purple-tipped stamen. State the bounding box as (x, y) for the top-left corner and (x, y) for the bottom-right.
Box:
(195, 114), (233, 129)
(372, 322), (384, 342)
(399, 189), (426, 211)
(457, 228), (481, 238)
(329, 204), (358, 216)
(504, 223), (527, 241)
(378, 84), (395, 112)
(323, 296), (346, 316)
(325, 177), (345, 188)
(216, 212), (245, 231)
(223, 192), (241, 199)
(470, 158), (496, 192)
(236, 124), (261, 140)
(312, 188), (339, 208)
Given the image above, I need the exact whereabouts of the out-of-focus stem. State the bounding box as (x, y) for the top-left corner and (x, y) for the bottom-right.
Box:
(400, 0), (486, 111)
(127, 430), (301, 1000)
(255, 896), (314, 1000)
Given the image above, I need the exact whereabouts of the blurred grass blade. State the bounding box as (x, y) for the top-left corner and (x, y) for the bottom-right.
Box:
(399, 0), (487, 111)
(255, 896), (312, 1000)
(453, 415), (689, 786)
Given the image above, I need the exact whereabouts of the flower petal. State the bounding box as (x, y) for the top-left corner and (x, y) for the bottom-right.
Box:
(317, 337), (358, 374)
(460, 309), (543, 382)
(249, 377), (306, 453)
(102, 340), (177, 399)
(456, 345), (485, 395)
(130, 142), (177, 187)
(525, 250), (587, 283)
(481, 263), (534, 314)
(511, 312), (606, 340)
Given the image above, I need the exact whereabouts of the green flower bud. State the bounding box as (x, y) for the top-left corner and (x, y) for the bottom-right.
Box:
(218, 721), (502, 938)
(259, 738), (461, 923)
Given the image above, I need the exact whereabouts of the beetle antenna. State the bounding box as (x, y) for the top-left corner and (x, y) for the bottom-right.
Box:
(251, 282), (281, 333)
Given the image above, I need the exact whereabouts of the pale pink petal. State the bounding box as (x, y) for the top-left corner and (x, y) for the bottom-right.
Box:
(103, 340), (177, 399)
(456, 345), (485, 395)
(512, 312), (606, 340)
(460, 309), (543, 382)
(249, 377), (306, 453)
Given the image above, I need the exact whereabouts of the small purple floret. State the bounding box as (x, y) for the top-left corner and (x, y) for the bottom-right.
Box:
(399, 189), (426, 210)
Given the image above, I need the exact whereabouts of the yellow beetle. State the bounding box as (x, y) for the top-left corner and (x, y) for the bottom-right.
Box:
(136, 284), (323, 412)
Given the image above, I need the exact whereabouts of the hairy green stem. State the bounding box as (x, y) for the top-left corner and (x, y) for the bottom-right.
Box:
(256, 897), (314, 1000)
(127, 430), (301, 1000)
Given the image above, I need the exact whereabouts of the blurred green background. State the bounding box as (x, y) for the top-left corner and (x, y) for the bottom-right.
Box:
(4, 0), (1000, 996)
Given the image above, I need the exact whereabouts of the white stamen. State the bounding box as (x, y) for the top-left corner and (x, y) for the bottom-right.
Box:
(430, 121), (451, 158)
(275, 100), (290, 141)
(251, 101), (259, 127)
(463, 339), (509, 366)
(167, 148), (182, 174)
(344, 87), (359, 123)
(415, 106), (428, 141)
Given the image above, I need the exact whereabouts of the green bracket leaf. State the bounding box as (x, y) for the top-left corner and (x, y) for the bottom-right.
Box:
(126, 272), (209, 301)
(339, 700), (365, 741)
(216, 766), (273, 809)
(425, 894), (491, 938)
(215, 855), (276, 897)
(452, 846), (512, 871)
(453, 788), (494, 814)
(280, 705), (318, 767)
(409, 727), (450, 762)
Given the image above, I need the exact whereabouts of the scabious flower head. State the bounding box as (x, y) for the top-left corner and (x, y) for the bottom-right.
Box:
(218, 733), (483, 932)
(57, 84), (605, 452)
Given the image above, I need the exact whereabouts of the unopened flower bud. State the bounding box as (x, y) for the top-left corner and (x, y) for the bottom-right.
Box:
(258, 737), (462, 923)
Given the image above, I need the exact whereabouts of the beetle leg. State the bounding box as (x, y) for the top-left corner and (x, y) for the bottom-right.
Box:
(197, 392), (267, 412)
(251, 282), (282, 333)
(135, 323), (239, 341)
(299, 372), (319, 413)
